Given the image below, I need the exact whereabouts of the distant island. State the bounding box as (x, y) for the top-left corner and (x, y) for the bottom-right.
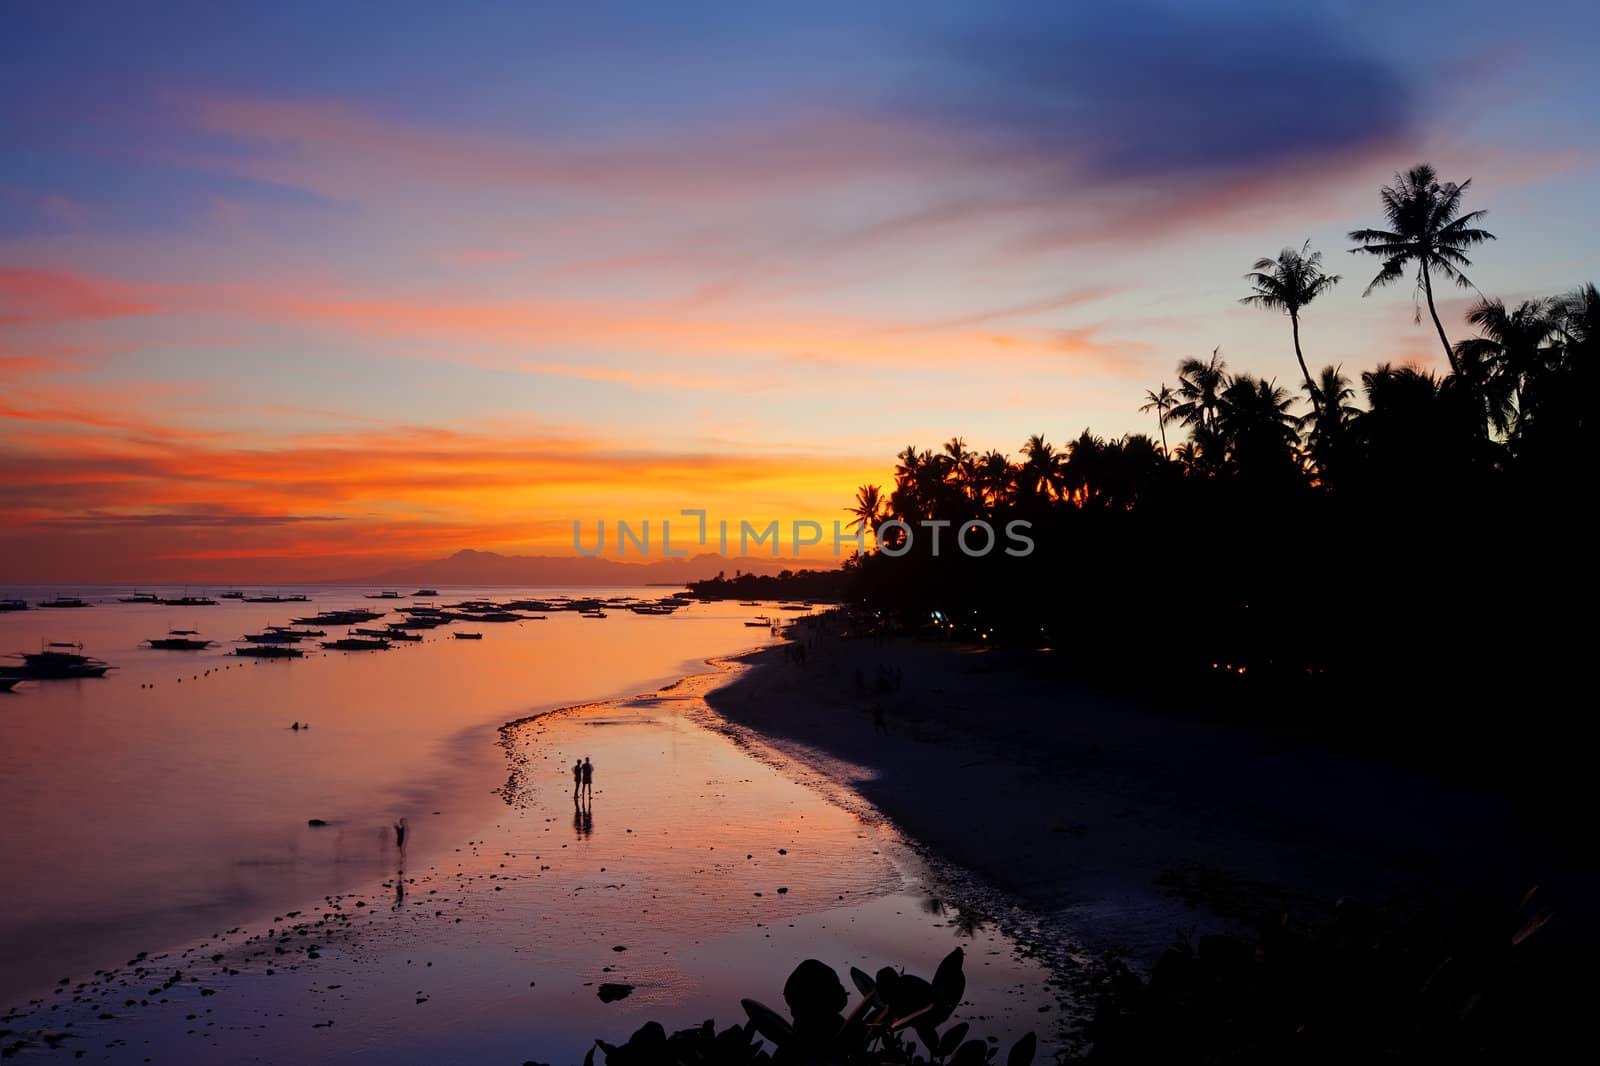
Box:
(348, 547), (839, 588)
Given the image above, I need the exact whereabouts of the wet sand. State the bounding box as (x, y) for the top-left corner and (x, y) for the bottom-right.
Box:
(2, 660), (1067, 1064)
(704, 624), (1533, 965)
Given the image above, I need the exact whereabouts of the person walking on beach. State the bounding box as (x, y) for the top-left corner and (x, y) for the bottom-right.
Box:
(394, 817), (408, 850)
(572, 758), (583, 804)
(581, 756), (594, 802)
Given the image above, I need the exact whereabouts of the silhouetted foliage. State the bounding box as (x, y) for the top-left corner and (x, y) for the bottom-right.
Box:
(585, 949), (1036, 1065)
(842, 163), (1594, 799)
(1082, 887), (1568, 1065)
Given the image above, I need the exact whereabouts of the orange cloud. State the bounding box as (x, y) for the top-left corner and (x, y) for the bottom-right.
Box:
(0, 400), (886, 581)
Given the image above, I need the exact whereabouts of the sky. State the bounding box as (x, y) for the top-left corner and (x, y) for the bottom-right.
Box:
(2, 0), (1596, 581)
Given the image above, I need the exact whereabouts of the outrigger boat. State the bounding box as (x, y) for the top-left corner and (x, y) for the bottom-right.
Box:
(0, 599), (28, 612)
(412, 589), (439, 597)
(37, 596), (91, 608)
(219, 590), (245, 600)
(366, 591), (402, 600)
(321, 637), (390, 651)
(145, 633), (214, 650)
(234, 645), (303, 659)
(118, 592), (160, 603)
(242, 632), (305, 644)
(453, 631), (483, 640)
(160, 595), (217, 607)
(292, 609), (384, 625)
(2, 648), (113, 679)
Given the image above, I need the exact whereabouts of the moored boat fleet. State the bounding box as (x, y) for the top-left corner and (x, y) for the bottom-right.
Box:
(1, 588), (796, 693)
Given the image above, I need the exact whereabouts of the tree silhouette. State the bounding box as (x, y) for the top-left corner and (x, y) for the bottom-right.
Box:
(1349, 164), (1495, 374)
(1240, 240), (1341, 418)
(1139, 384), (1178, 454)
(846, 484), (886, 545)
(1454, 297), (1559, 437)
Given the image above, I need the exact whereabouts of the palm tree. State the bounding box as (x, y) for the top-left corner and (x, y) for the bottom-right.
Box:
(1062, 429), (1105, 505)
(1454, 297), (1558, 437)
(942, 437), (977, 500)
(1170, 348), (1228, 436)
(973, 450), (1015, 511)
(1217, 374), (1300, 479)
(1349, 164), (1495, 374)
(1240, 240), (1341, 417)
(846, 484), (885, 545)
(1299, 365), (1361, 483)
(1138, 384), (1177, 453)
(1019, 434), (1064, 500)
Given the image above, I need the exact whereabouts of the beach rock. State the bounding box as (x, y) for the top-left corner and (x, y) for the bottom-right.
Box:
(597, 983), (634, 1003)
(307, 819), (329, 827)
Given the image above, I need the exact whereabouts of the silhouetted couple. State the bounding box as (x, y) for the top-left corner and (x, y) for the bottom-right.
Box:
(572, 756), (593, 805)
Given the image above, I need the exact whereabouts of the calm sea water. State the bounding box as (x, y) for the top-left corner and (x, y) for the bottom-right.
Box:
(0, 585), (782, 1004)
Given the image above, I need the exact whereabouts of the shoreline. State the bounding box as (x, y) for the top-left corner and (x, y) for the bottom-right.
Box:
(2, 645), (1068, 1062)
(700, 620), (1542, 967)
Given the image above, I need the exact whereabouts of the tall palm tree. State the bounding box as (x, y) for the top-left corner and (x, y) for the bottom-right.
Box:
(1170, 349), (1228, 436)
(1348, 164), (1495, 374)
(1139, 384), (1177, 453)
(846, 484), (885, 544)
(1240, 240), (1341, 417)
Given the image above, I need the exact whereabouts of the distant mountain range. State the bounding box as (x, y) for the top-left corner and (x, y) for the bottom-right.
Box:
(348, 548), (835, 587)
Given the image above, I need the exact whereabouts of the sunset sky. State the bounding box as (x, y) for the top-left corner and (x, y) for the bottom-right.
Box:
(3, 1), (1595, 581)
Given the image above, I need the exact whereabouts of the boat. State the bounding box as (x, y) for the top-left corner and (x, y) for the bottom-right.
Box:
(234, 645), (303, 658)
(219, 590), (245, 600)
(466, 611), (524, 622)
(291, 610), (383, 625)
(145, 636), (214, 650)
(285, 594), (310, 602)
(243, 594), (285, 603)
(384, 630), (423, 642)
(266, 626), (325, 637)
(453, 632), (483, 640)
(580, 611), (607, 619)
(412, 589), (439, 597)
(118, 592), (160, 604)
(160, 596), (217, 607)
(242, 632), (304, 644)
(739, 601), (761, 607)
(744, 618), (770, 627)
(366, 591), (402, 599)
(321, 637), (390, 651)
(351, 627), (395, 637)
(2, 649), (113, 679)
(38, 596), (91, 608)
(0, 599), (29, 612)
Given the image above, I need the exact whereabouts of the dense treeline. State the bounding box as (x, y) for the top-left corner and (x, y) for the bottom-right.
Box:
(843, 165), (1595, 778)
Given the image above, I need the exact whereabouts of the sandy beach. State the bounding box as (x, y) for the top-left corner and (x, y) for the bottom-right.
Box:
(703, 620), (1544, 965)
(1, 655), (1066, 1064)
